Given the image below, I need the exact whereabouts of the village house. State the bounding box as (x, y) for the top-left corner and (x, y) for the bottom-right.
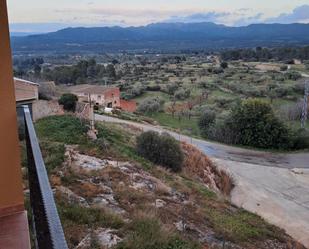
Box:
(70, 85), (121, 108)
(70, 84), (136, 112)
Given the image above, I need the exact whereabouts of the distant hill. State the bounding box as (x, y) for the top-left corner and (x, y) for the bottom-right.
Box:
(11, 22), (309, 54)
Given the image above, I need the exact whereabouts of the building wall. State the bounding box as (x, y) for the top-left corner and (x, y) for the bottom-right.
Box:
(32, 100), (64, 122)
(0, 0), (24, 217)
(120, 99), (137, 112)
(103, 88), (121, 108)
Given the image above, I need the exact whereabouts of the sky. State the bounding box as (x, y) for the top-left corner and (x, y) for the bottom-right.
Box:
(7, 0), (309, 33)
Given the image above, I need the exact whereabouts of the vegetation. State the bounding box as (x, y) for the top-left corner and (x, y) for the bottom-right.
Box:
(137, 97), (164, 114)
(35, 115), (88, 144)
(33, 115), (301, 249)
(221, 46), (309, 62)
(57, 200), (124, 229)
(116, 214), (200, 249)
(58, 93), (78, 112)
(136, 131), (184, 172)
(198, 110), (216, 137)
(229, 99), (291, 149)
(204, 99), (292, 149)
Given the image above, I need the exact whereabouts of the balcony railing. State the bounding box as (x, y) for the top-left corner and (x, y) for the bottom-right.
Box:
(23, 106), (68, 249)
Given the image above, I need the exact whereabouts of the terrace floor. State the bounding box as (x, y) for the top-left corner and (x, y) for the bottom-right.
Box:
(0, 211), (30, 249)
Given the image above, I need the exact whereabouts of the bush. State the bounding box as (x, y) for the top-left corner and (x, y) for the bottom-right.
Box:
(285, 71), (302, 81)
(229, 99), (291, 149)
(136, 131), (184, 172)
(58, 93), (78, 112)
(198, 110), (216, 137)
(146, 85), (161, 91)
(291, 129), (309, 150)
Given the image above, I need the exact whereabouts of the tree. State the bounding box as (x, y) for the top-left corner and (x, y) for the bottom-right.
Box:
(166, 83), (178, 96)
(137, 97), (164, 114)
(229, 99), (291, 149)
(198, 110), (216, 137)
(174, 89), (191, 100)
(106, 64), (116, 79)
(220, 61), (228, 69)
(58, 93), (78, 112)
(136, 131), (184, 172)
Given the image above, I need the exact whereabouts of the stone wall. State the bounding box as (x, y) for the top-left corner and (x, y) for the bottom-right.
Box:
(32, 100), (64, 121)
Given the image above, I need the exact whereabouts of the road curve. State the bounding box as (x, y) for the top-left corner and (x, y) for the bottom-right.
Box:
(95, 114), (309, 169)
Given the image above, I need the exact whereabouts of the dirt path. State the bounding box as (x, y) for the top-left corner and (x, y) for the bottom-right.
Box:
(95, 114), (309, 248)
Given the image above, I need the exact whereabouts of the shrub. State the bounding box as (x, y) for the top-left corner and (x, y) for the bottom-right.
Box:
(207, 116), (238, 144)
(58, 93), (78, 112)
(291, 129), (309, 150)
(229, 99), (291, 149)
(198, 110), (216, 137)
(166, 83), (179, 95)
(146, 85), (161, 91)
(136, 131), (184, 172)
(285, 71), (302, 81)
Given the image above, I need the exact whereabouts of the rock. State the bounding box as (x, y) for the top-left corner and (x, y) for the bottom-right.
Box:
(291, 168), (309, 175)
(96, 228), (122, 248)
(75, 234), (91, 249)
(175, 220), (186, 232)
(155, 199), (166, 208)
(75, 229), (122, 249)
(87, 129), (97, 140)
(56, 186), (89, 207)
(92, 194), (126, 214)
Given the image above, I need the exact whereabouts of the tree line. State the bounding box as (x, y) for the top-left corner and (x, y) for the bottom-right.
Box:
(220, 46), (309, 62)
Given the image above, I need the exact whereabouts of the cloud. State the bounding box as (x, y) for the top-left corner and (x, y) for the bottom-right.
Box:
(233, 13), (264, 26)
(164, 9), (265, 26)
(166, 12), (230, 23)
(265, 5), (309, 24)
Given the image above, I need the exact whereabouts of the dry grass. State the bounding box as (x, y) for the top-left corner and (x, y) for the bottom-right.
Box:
(181, 142), (234, 195)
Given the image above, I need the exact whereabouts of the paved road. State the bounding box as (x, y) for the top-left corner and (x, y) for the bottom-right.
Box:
(95, 114), (309, 169)
(95, 114), (309, 247)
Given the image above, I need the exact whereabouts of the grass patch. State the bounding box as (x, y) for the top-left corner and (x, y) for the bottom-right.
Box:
(116, 213), (200, 249)
(205, 208), (284, 243)
(182, 178), (216, 199)
(35, 115), (88, 144)
(39, 141), (65, 173)
(147, 112), (200, 137)
(57, 200), (124, 229)
(96, 122), (152, 169)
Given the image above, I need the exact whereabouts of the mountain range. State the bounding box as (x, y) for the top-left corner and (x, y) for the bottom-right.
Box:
(11, 22), (309, 54)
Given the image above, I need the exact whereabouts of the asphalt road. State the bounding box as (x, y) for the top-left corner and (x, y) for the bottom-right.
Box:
(95, 114), (309, 169)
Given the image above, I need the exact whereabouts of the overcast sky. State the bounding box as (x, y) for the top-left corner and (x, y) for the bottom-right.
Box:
(7, 0), (309, 32)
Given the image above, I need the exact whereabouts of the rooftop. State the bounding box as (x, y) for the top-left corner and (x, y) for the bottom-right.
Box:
(69, 84), (118, 95)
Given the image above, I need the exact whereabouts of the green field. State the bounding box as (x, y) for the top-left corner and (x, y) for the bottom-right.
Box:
(147, 112), (200, 137)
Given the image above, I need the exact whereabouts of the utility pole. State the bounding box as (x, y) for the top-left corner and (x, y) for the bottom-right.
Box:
(301, 80), (309, 129)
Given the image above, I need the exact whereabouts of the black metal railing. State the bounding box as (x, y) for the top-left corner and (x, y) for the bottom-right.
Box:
(23, 106), (68, 249)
